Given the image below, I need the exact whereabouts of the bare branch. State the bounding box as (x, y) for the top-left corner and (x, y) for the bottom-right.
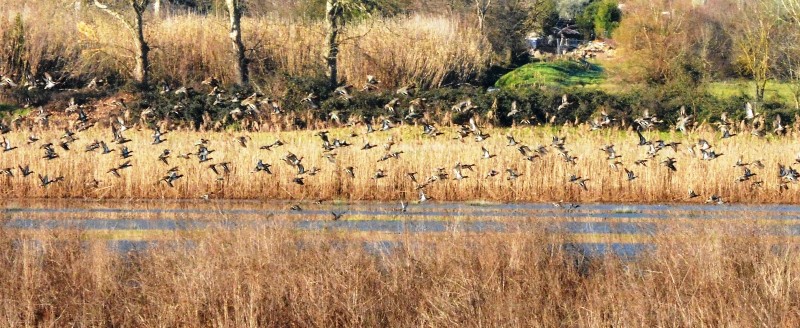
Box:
(783, 0), (800, 24)
(93, 0), (134, 31)
(131, 0), (151, 14)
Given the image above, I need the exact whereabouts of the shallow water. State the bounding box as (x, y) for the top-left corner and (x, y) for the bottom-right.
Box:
(3, 199), (798, 256)
(3, 199), (800, 230)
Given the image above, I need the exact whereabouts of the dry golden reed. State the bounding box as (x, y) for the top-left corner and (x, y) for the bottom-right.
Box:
(0, 224), (797, 326)
(0, 125), (796, 203)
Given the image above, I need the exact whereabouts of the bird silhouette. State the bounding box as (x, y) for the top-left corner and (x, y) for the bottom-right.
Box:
(373, 169), (387, 180)
(569, 174), (589, 191)
(481, 146), (495, 159)
(636, 129), (649, 146)
(158, 149), (171, 164)
(18, 164), (33, 177)
(399, 199), (409, 212)
(661, 157), (677, 171)
(120, 146), (133, 159)
(252, 160), (272, 174)
(38, 174), (64, 187)
(161, 171), (184, 187)
(688, 189), (700, 199)
(2, 137), (16, 152)
(706, 195), (724, 205)
(624, 168), (637, 181)
(331, 211), (345, 220)
(0, 167), (14, 177)
(419, 189), (430, 202)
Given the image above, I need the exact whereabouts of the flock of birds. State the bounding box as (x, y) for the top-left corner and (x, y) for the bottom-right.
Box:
(1, 72), (799, 220)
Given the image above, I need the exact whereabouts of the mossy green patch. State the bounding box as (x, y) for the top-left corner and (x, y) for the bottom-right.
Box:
(495, 60), (606, 89)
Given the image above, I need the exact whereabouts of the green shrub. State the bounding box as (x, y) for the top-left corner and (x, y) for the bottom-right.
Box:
(495, 61), (605, 89)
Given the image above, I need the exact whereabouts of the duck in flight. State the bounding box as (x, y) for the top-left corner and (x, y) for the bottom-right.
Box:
(38, 174), (64, 187)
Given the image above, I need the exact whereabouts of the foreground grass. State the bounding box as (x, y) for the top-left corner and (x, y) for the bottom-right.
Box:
(0, 225), (797, 326)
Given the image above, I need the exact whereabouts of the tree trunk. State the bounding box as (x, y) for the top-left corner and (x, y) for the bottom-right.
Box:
(475, 0), (490, 32)
(756, 83), (764, 103)
(132, 7), (150, 85)
(93, 0), (150, 86)
(226, 0), (248, 85)
(325, 0), (341, 89)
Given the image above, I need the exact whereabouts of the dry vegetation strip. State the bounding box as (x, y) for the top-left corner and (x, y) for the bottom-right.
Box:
(1, 126), (797, 203)
(0, 0), (488, 89)
(0, 225), (798, 326)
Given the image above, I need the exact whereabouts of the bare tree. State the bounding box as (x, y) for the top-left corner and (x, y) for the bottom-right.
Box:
(226, 0), (248, 85)
(324, 0), (367, 89)
(93, 0), (152, 86)
(780, 0), (800, 109)
(325, 0), (343, 89)
(778, 40), (800, 109)
(727, 0), (781, 104)
(614, 0), (700, 84)
(483, 0), (556, 64)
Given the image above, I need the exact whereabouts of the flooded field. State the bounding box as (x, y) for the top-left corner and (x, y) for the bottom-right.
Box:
(2, 199), (799, 326)
(4, 199), (800, 255)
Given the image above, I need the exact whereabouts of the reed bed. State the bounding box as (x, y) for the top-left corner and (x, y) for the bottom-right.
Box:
(0, 125), (797, 203)
(0, 223), (797, 326)
(0, 1), (489, 88)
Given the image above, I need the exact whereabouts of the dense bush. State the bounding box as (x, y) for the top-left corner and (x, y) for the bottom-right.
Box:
(65, 70), (778, 132)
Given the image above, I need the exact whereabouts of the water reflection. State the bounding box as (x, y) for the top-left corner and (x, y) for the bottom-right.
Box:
(4, 200), (799, 257)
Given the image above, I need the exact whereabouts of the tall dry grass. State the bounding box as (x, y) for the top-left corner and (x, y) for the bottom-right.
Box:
(0, 223), (798, 326)
(0, 1), (489, 88)
(0, 125), (797, 203)
(0, 1), (84, 77)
